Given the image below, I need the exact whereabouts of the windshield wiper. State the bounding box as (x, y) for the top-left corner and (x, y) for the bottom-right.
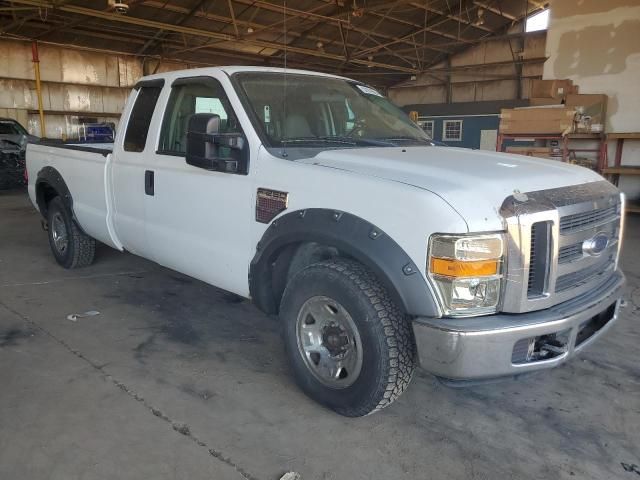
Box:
(283, 136), (397, 147)
(282, 136), (357, 146)
(377, 136), (431, 145)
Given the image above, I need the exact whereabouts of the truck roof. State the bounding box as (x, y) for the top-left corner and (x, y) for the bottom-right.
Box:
(136, 66), (352, 85)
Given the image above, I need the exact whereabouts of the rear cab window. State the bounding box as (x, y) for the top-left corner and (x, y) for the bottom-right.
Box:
(124, 82), (163, 152)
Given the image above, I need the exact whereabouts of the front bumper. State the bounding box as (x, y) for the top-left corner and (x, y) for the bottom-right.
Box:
(412, 270), (625, 380)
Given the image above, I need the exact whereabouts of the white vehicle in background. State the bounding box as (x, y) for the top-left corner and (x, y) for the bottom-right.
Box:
(26, 67), (625, 416)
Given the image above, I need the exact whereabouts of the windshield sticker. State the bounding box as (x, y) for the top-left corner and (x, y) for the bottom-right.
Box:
(356, 85), (383, 97)
(264, 105), (271, 123)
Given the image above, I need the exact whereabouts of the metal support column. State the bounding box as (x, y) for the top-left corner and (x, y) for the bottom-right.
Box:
(31, 41), (46, 138)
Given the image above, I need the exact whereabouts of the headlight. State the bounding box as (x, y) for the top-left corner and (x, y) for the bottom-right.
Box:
(428, 233), (505, 317)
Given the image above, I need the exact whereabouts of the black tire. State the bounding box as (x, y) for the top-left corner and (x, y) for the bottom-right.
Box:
(280, 258), (416, 416)
(46, 196), (96, 269)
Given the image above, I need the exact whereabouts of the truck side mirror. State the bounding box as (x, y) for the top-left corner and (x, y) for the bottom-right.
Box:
(185, 113), (247, 174)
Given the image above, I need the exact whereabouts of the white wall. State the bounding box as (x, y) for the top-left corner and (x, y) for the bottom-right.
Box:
(544, 0), (640, 197)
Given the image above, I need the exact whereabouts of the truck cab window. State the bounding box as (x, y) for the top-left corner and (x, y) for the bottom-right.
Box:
(124, 86), (162, 152)
(159, 78), (239, 156)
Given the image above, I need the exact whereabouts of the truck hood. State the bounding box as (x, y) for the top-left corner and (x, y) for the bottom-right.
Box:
(299, 146), (604, 232)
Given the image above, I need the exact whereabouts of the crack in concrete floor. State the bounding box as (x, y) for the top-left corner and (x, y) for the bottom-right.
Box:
(0, 298), (260, 480)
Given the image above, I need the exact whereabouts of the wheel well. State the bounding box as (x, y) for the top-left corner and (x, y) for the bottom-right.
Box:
(249, 209), (439, 318)
(258, 239), (413, 317)
(269, 242), (341, 310)
(36, 182), (59, 217)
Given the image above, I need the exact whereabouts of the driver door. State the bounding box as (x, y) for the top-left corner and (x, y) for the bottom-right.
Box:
(144, 74), (254, 296)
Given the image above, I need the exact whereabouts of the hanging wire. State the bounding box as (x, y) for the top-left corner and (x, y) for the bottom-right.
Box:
(282, 0), (288, 157)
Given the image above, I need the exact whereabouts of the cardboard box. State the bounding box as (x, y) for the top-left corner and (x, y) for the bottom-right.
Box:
(529, 97), (563, 106)
(530, 79), (579, 99)
(564, 94), (607, 131)
(505, 146), (556, 159)
(500, 107), (576, 134)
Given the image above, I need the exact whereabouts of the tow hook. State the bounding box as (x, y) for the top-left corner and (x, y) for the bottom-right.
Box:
(539, 339), (566, 356)
(41, 219), (48, 231)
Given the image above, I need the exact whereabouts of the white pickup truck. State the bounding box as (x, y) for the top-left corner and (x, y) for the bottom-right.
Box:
(26, 66), (625, 416)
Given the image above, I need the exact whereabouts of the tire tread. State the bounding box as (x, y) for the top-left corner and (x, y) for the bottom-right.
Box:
(48, 196), (95, 269)
(305, 259), (415, 417)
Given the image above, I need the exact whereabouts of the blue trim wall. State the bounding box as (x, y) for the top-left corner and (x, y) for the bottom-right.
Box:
(421, 115), (499, 149)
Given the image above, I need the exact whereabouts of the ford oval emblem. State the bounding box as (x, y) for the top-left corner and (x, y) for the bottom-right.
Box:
(582, 232), (610, 256)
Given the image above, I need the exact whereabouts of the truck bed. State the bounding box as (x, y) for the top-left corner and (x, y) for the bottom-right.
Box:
(26, 140), (118, 250)
(33, 138), (113, 156)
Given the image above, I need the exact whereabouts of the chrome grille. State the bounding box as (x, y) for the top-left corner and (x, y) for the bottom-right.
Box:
(527, 225), (538, 294)
(555, 254), (615, 292)
(501, 181), (622, 314)
(527, 221), (551, 298)
(560, 204), (618, 234)
(558, 243), (583, 264)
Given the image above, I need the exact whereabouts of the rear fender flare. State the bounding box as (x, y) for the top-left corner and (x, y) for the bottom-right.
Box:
(35, 166), (79, 225)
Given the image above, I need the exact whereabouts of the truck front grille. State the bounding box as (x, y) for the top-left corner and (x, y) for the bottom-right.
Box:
(558, 243), (583, 264)
(559, 204), (618, 233)
(555, 254), (615, 292)
(500, 181), (622, 314)
(527, 222), (551, 298)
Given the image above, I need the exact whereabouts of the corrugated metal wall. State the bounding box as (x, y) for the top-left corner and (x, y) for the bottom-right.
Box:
(388, 29), (547, 107)
(0, 39), (191, 139)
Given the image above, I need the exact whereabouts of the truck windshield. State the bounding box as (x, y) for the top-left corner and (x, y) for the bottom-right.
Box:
(234, 72), (431, 150)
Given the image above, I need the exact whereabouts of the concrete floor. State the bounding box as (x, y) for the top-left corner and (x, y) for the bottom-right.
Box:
(1, 189), (639, 480)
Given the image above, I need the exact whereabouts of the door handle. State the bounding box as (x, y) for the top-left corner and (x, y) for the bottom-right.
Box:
(145, 170), (154, 196)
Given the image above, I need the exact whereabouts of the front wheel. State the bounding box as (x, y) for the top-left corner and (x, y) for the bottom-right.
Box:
(46, 196), (96, 269)
(280, 259), (416, 416)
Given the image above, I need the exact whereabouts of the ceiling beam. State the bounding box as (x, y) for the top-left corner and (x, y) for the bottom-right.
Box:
(472, 1), (517, 21)
(229, 0), (452, 54)
(1, 19), (377, 76)
(137, 0), (209, 55)
(137, 0), (421, 63)
(409, 2), (493, 33)
(138, 0), (441, 61)
(7, 0), (418, 72)
(312, 0), (482, 42)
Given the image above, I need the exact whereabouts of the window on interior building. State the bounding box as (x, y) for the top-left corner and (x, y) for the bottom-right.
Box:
(418, 120), (434, 139)
(442, 120), (463, 142)
(525, 9), (549, 32)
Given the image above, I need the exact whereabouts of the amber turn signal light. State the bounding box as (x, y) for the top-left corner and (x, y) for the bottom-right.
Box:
(430, 257), (499, 277)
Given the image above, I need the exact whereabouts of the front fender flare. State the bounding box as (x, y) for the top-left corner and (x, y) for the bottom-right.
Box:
(249, 208), (441, 317)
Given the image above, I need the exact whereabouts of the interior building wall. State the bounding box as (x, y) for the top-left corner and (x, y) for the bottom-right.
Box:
(388, 28), (546, 107)
(543, 0), (640, 198)
(0, 39), (191, 139)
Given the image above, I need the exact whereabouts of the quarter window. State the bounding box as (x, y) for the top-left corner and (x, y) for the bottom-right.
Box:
(158, 77), (239, 155)
(442, 120), (463, 142)
(124, 86), (162, 152)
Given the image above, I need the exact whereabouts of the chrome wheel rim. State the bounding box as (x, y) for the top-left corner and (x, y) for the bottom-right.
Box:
(51, 212), (69, 255)
(295, 296), (363, 389)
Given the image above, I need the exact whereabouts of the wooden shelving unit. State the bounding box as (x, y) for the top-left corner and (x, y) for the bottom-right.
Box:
(563, 133), (607, 169)
(602, 166), (640, 176)
(495, 132), (606, 168)
(602, 133), (640, 214)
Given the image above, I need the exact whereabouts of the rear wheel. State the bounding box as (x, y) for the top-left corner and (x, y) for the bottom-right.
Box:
(46, 196), (95, 269)
(280, 259), (416, 416)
